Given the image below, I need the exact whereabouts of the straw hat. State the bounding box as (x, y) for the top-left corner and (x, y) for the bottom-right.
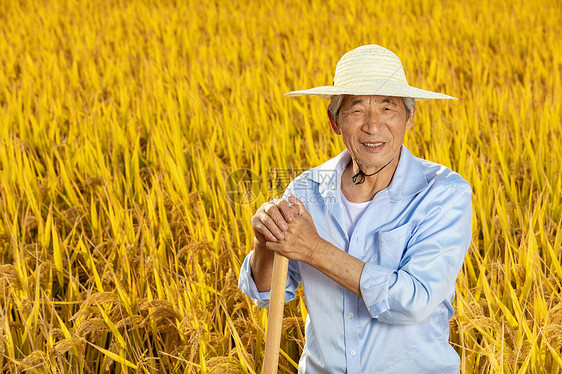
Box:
(285, 44), (457, 101)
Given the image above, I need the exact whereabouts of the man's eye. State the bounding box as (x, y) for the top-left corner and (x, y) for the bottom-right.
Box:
(384, 108), (391, 111)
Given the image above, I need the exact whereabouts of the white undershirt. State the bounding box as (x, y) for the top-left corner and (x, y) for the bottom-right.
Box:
(340, 190), (371, 239)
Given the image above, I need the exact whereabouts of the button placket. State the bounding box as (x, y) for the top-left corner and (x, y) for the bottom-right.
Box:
(343, 290), (361, 373)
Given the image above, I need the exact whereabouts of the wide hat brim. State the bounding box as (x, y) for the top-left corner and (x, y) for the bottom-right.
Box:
(285, 80), (457, 101)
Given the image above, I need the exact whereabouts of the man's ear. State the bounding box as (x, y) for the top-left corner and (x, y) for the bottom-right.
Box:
(328, 109), (341, 134)
(405, 105), (416, 130)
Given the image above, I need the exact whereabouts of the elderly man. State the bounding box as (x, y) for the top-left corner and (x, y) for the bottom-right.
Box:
(238, 45), (472, 373)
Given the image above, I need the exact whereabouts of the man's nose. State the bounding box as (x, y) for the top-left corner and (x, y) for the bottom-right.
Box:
(361, 112), (385, 134)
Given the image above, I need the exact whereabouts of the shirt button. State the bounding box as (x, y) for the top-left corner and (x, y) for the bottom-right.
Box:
(350, 350), (356, 356)
(348, 312), (354, 318)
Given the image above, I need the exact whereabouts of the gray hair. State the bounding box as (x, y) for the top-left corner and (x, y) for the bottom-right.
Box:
(328, 95), (416, 124)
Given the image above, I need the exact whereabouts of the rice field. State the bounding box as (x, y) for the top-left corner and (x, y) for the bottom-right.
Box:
(0, 0), (560, 372)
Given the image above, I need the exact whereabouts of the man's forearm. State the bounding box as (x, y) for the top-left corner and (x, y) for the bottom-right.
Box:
(307, 239), (366, 298)
(250, 239), (275, 292)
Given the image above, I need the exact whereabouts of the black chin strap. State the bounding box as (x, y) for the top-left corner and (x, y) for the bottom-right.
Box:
(351, 158), (393, 185)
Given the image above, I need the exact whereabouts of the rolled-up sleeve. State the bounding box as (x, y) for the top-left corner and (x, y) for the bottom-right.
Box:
(359, 263), (396, 318)
(360, 183), (472, 323)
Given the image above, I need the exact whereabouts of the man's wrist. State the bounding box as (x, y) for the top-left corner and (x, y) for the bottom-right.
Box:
(304, 236), (329, 266)
(250, 237), (274, 292)
(253, 237), (268, 253)
(252, 237), (274, 265)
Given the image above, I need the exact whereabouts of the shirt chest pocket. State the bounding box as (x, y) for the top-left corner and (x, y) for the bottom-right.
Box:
(375, 224), (411, 269)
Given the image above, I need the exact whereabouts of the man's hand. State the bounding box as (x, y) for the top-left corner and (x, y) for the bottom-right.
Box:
(265, 195), (325, 264)
(251, 195), (302, 244)
(250, 194), (302, 292)
(251, 193), (365, 297)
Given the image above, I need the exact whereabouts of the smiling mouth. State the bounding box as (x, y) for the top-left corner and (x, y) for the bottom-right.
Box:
(362, 142), (385, 149)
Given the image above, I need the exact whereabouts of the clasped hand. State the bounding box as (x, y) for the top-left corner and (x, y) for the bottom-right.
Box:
(251, 194), (324, 264)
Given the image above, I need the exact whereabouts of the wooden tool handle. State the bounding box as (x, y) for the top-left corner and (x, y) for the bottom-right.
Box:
(262, 252), (289, 374)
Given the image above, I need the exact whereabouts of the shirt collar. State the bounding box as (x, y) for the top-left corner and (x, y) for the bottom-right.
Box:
(307, 146), (429, 201)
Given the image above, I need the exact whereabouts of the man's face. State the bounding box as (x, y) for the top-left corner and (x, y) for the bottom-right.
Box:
(332, 95), (415, 171)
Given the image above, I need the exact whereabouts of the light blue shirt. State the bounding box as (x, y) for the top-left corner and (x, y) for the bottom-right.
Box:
(238, 146), (472, 373)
